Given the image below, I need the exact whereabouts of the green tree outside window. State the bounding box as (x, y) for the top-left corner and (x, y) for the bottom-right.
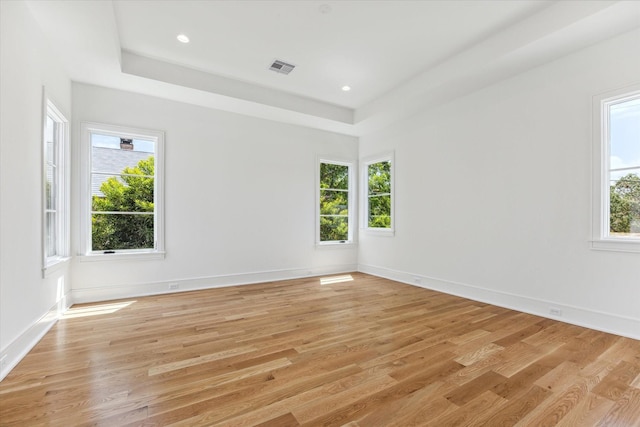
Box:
(368, 161), (391, 228)
(92, 156), (155, 250)
(320, 162), (349, 241)
(610, 173), (640, 235)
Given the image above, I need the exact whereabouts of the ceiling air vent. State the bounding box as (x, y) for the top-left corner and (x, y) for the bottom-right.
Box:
(269, 59), (296, 75)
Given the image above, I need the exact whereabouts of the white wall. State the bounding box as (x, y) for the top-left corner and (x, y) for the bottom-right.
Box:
(71, 84), (358, 302)
(359, 29), (640, 339)
(0, 1), (72, 379)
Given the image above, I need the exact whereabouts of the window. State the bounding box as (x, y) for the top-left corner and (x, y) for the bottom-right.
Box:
(318, 159), (354, 244)
(80, 123), (164, 259)
(592, 85), (640, 252)
(363, 153), (394, 233)
(42, 98), (70, 274)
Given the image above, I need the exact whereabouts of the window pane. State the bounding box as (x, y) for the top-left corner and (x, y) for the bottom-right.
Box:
(320, 216), (348, 241)
(46, 140), (55, 165)
(45, 115), (57, 211)
(369, 195), (391, 228)
(92, 173), (154, 212)
(610, 97), (640, 172)
(368, 161), (391, 195)
(45, 116), (55, 143)
(320, 190), (348, 215)
(87, 126), (161, 253)
(319, 161), (351, 243)
(45, 116), (56, 165)
(609, 169), (640, 237)
(608, 95), (640, 238)
(320, 163), (348, 190)
(367, 159), (392, 229)
(91, 133), (155, 174)
(44, 102), (68, 265)
(46, 164), (56, 210)
(92, 213), (155, 251)
(46, 212), (57, 257)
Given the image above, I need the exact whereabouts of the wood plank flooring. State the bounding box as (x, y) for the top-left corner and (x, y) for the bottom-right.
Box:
(1, 273), (639, 426)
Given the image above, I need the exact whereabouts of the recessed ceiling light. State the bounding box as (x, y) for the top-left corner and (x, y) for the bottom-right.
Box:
(342, 85), (351, 92)
(177, 34), (190, 43)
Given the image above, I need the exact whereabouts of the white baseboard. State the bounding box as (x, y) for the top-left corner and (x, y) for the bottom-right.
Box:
(358, 264), (640, 341)
(0, 292), (72, 382)
(71, 264), (358, 304)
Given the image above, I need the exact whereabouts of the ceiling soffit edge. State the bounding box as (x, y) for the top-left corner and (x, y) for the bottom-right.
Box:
(120, 50), (354, 125)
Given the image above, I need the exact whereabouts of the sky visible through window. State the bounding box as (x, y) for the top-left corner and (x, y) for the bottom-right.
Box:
(91, 134), (154, 153)
(610, 96), (640, 181)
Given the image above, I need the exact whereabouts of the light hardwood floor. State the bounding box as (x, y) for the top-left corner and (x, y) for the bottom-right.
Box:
(1, 273), (639, 426)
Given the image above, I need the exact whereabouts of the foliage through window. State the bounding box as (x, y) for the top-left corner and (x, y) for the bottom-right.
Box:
(319, 161), (352, 243)
(366, 159), (392, 229)
(81, 123), (164, 256)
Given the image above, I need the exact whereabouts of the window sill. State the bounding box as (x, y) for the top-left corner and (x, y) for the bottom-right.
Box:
(363, 228), (395, 237)
(316, 241), (356, 249)
(43, 256), (71, 278)
(590, 239), (640, 253)
(79, 251), (166, 262)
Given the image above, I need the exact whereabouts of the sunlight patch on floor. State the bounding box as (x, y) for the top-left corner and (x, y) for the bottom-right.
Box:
(62, 301), (136, 319)
(320, 274), (354, 285)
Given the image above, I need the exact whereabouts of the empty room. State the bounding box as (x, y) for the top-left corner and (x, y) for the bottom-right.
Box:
(1, 1), (639, 425)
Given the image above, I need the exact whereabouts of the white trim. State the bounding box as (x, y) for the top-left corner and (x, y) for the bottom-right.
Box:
(42, 91), (70, 277)
(361, 151), (395, 235)
(78, 251), (165, 262)
(79, 122), (165, 257)
(71, 264), (357, 304)
(316, 157), (357, 245)
(358, 264), (640, 340)
(0, 292), (72, 382)
(591, 83), (640, 253)
(590, 239), (640, 253)
(315, 242), (357, 250)
(43, 256), (71, 278)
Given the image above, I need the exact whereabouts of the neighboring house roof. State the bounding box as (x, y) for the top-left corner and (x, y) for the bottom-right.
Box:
(92, 147), (153, 197)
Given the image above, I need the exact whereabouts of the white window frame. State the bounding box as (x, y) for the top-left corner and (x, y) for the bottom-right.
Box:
(361, 152), (395, 235)
(80, 122), (165, 261)
(42, 93), (70, 276)
(591, 84), (640, 253)
(317, 158), (356, 246)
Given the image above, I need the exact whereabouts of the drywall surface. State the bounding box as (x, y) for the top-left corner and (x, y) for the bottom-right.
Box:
(0, 1), (72, 379)
(359, 29), (640, 338)
(71, 84), (358, 301)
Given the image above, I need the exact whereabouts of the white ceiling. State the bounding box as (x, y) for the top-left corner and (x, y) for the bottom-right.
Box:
(114, 0), (551, 108)
(25, 1), (640, 136)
